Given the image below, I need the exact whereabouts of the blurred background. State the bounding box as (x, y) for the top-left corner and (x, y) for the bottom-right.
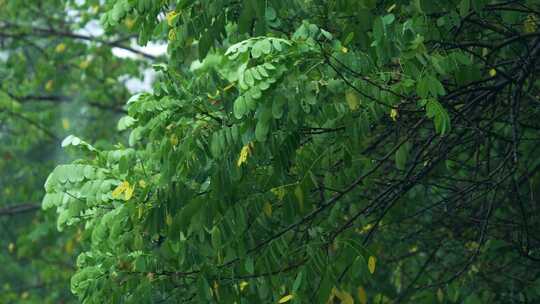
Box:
(0, 1), (164, 302)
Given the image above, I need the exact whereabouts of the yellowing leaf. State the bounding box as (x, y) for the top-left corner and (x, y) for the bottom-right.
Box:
(8, 242), (15, 253)
(124, 17), (135, 29)
(112, 182), (127, 198)
(358, 286), (367, 304)
(20, 292), (29, 300)
(207, 90), (220, 99)
(524, 14), (538, 33)
(65, 239), (74, 254)
(465, 241), (479, 251)
(360, 223), (373, 234)
(239, 281), (248, 291)
(345, 90), (360, 111)
(390, 108), (398, 121)
(263, 201), (272, 217)
(368, 256), (376, 274)
(124, 183), (135, 201)
(170, 134), (179, 146)
(489, 68), (497, 77)
(341, 46), (348, 53)
(112, 181), (135, 201)
(79, 59), (90, 69)
(437, 288), (444, 303)
(387, 3), (397, 12)
(213, 281), (220, 300)
(333, 288), (354, 304)
(55, 43), (66, 53)
(45, 80), (54, 92)
(223, 82), (235, 91)
(138, 179), (147, 188)
(166, 213), (173, 226)
(166, 11), (179, 26)
(237, 142), (253, 167)
(168, 29), (176, 41)
(278, 294), (294, 303)
(62, 118), (70, 130)
(270, 187), (286, 200)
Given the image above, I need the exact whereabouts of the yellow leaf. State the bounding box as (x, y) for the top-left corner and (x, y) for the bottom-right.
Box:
(278, 294), (294, 303)
(270, 187), (286, 200)
(166, 11), (179, 26)
(124, 17), (135, 30)
(138, 180), (147, 188)
(524, 14), (538, 33)
(170, 134), (179, 146)
(390, 108), (398, 121)
(341, 46), (348, 53)
(239, 281), (248, 291)
(62, 118), (70, 130)
(237, 142), (253, 167)
(168, 29), (176, 41)
(263, 201), (272, 217)
(79, 59), (90, 69)
(112, 181), (129, 199)
(223, 82), (236, 91)
(124, 183), (135, 201)
(360, 223), (373, 234)
(334, 288), (354, 304)
(368, 256), (376, 274)
(20, 292), (29, 299)
(213, 281), (220, 300)
(465, 241), (479, 251)
(345, 90), (360, 111)
(437, 288), (444, 303)
(358, 286), (367, 304)
(65, 239), (74, 254)
(45, 80), (54, 92)
(387, 4), (397, 12)
(8, 242), (15, 253)
(489, 68), (497, 77)
(55, 43), (66, 53)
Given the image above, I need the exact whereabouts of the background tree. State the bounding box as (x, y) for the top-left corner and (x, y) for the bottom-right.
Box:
(0, 0), (159, 302)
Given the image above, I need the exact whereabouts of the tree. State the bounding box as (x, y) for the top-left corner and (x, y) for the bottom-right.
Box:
(0, 0), (157, 302)
(42, 0), (540, 303)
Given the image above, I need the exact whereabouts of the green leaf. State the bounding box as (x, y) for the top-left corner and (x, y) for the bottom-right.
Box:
(416, 76), (430, 98)
(255, 119), (270, 142)
(459, 0), (470, 16)
(234, 96), (248, 118)
(245, 257), (254, 273)
(244, 69), (255, 86)
(395, 142), (411, 170)
(425, 99), (451, 135)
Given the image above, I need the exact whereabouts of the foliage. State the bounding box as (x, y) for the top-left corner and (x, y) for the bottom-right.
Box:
(3, 0), (540, 303)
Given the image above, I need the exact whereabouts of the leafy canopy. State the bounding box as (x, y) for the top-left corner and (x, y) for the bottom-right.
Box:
(44, 0), (540, 303)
